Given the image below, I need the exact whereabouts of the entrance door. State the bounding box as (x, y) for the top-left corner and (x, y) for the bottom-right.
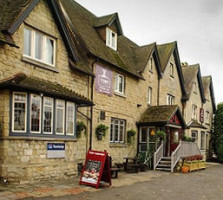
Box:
(170, 129), (179, 154)
(139, 127), (156, 153)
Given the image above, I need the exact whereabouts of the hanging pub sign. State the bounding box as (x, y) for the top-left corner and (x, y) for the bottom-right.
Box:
(95, 64), (113, 96)
(200, 108), (204, 123)
(79, 150), (111, 189)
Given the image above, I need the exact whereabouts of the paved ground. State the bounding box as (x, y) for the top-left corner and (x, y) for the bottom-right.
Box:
(0, 162), (222, 200)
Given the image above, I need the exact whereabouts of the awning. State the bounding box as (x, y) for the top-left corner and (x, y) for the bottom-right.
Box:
(187, 120), (207, 130)
(137, 105), (186, 129)
(0, 72), (93, 106)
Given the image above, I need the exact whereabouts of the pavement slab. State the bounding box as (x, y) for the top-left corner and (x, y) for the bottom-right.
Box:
(0, 162), (220, 200)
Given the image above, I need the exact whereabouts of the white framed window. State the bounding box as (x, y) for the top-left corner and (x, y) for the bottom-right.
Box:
(206, 111), (210, 123)
(149, 58), (153, 72)
(192, 105), (197, 120)
(191, 131), (198, 143)
(193, 81), (198, 94)
(30, 94), (41, 133)
(12, 92), (27, 132)
(106, 27), (117, 51)
(140, 127), (147, 143)
(110, 118), (125, 143)
(167, 94), (175, 105)
(43, 97), (53, 134)
(148, 87), (152, 105)
(55, 100), (65, 135)
(170, 63), (174, 77)
(23, 27), (56, 66)
(115, 74), (125, 94)
(66, 102), (75, 135)
(201, 131), (205, 150)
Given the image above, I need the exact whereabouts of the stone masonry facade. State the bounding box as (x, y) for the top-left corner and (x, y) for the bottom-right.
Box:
(0, 0), (215, 184)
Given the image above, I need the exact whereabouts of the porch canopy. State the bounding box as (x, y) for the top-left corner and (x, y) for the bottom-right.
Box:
(137, 105), (186, 129)
(0, 72), (93, 106)
(187, 120), (207, 129)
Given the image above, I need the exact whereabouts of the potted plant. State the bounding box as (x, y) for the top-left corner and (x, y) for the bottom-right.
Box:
(156, 131), (166, 141)
(95, 124), (108, 140)
(76, 121), (86, 138)
(127, 129), (136, 144)
(137, 152), (147, 171)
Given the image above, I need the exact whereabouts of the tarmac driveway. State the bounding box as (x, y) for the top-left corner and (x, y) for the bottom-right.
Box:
(24, 163), (223, 200)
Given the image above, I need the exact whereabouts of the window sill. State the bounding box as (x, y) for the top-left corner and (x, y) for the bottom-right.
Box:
(114, 92), (126, 98)
(22, 56), (59, 73)
(109, 143), (127, 148)
(8, 132), (77, 141)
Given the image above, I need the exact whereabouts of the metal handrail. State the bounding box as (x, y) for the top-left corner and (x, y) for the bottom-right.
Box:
(153, 141), (164, 170)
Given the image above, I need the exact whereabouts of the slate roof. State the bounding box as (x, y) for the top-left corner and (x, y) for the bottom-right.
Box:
(58, 0), (161, 79)
(0, 0), (163, 79)
(157, 42), (176, 73)
(187, 120), (207, 129)
(182, 64), (205, 103)
(138, 105), (186, 128)
(157, 41), (187, 99)
(202, 76), (216, 112)
(0, 0), (31, 45)
(0, 72), (93, 106)
(93, 13), (123, 35)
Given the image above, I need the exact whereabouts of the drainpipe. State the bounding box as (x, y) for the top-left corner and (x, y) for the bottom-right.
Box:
(157, 77), (160, 106)
(89, 76), (94, 150)
(89, 59), (97, 150)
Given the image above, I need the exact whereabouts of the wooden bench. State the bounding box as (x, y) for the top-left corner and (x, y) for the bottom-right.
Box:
(111, 167), (119, 178)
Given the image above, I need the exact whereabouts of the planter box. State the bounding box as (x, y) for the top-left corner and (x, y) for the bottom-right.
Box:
(183, 162), (206, 172)
(198, 162), (206, 170)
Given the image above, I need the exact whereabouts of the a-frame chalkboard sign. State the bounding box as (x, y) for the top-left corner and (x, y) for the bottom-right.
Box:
(79, 150), (111, 189)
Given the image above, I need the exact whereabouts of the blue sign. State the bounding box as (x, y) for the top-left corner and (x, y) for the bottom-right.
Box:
(47, 143), (65, 151)
(47, 143), (65, 158)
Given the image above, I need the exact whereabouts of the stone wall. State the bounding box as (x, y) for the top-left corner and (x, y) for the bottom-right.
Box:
(159, 54), (183, 110)
(0, 0), (90, 184)
(91, 54), (159, 163)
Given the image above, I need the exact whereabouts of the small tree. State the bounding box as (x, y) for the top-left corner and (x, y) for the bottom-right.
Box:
(213, 103), (223, 162)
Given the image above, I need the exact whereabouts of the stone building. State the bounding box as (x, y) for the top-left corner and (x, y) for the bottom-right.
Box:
(182, 64), (216, 159)
(0, 0), (93, 184)
(0, 0), (216, 183)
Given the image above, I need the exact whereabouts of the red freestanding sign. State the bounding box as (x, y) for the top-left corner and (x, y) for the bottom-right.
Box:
(79, 150), (111, 189)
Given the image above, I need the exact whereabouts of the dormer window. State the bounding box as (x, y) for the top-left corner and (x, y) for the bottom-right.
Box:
(106, 27), (117, 51)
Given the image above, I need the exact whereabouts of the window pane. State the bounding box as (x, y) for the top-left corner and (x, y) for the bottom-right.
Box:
(43, 97), (53, 134)
(66, 102), (74, 135)
(30, 95), (41, 132)
(35, 32), (43, 60)
(46, 38), (54, 65)
(24, 28), (31, 56)
(110, 118), (125, 143)
(110, 119), (114, 141)
(118, 76), (123, 92)
(13, 93), (26, 131)
(56, 100), (65, 134)
(119, 121), (125, 142)
(141, 127), (147, 143)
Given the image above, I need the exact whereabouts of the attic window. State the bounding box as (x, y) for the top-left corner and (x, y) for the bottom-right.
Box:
(106, 27), (117, 51)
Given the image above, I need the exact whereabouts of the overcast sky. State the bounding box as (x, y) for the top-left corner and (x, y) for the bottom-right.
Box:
(75, 0), (223, 104)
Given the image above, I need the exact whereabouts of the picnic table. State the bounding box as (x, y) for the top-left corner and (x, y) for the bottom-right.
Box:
(123, 157), (139, 173)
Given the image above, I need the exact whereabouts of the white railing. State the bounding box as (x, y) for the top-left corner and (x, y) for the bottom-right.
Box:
(153, 141), (164, 170)
(171, 141), (201, 172)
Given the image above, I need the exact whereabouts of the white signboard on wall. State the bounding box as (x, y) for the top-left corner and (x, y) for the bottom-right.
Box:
(47, 143), (65, 158)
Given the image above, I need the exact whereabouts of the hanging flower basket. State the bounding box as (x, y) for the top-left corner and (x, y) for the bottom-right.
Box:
(95, 124), (108, 140)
